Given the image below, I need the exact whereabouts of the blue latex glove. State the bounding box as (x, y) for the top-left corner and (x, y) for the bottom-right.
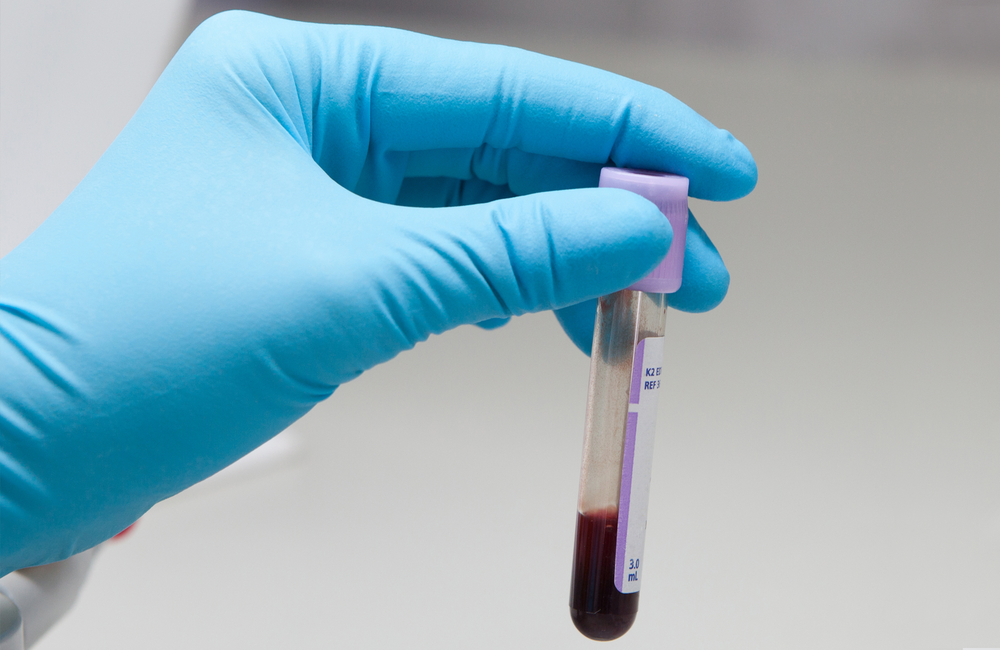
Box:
(0, 11), (755, 574)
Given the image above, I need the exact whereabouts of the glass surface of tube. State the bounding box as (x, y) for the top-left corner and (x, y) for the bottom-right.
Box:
(570, 289), (667, 641)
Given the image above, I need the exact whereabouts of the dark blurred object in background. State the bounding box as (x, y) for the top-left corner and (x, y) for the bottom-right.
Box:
(187, 0), (1000, 63)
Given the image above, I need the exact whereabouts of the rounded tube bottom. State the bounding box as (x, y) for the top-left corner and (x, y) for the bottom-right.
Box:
(570, 607), (636, 641)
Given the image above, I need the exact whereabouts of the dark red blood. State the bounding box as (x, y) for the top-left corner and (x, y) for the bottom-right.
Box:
(569, 508), (638, 640)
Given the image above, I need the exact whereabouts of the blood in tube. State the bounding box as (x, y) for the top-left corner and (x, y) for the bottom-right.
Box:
(570, 509), (639, 640)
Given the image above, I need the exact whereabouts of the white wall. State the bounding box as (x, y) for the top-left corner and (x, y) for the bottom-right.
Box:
(2, 2), (998, 648)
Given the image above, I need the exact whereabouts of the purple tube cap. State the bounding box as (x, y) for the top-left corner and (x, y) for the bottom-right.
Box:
(599, 167), (689, 294)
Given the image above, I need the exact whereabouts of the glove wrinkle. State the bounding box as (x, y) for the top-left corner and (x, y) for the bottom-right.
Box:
(0, 303), (84, 399)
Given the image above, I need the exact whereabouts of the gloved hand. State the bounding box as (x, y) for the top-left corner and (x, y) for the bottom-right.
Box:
(0, 11), (755, 574)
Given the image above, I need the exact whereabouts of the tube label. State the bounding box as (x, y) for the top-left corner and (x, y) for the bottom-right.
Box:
(614, 336), (664, 594)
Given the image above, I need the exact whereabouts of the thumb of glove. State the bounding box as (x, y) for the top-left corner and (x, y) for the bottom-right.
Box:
(403, 187), (673, 334)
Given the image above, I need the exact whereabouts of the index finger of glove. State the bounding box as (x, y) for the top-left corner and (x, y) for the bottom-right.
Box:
(353, 27), (757, 201)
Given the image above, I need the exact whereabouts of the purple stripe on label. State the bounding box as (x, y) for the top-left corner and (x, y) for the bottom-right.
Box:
(615, 410), (639, 592)
(629, 338), (646, 405)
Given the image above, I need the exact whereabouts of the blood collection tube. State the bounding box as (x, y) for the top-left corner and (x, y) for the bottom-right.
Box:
(570, 168), (689, 641)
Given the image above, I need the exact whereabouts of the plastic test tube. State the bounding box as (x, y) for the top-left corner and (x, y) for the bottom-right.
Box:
(570, 168), (689, 641)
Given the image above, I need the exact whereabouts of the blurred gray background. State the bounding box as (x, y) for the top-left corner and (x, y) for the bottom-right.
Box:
(1, 0), (998, 648)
